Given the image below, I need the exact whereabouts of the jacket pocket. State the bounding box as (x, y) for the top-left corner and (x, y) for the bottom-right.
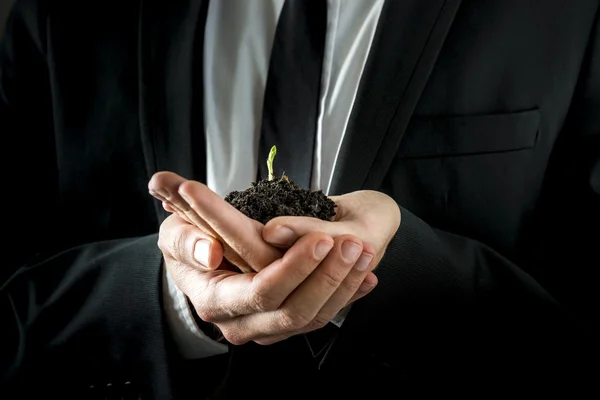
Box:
(386, 108), (542, 253)
(398, 109), (540, 158)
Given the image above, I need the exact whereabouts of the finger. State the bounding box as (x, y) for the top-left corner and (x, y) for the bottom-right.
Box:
(263, 216), (352, 247)
(274, 235), (362, 328)
(248, 231), (334, 312)
(148, 172), (191, 219)
(226, 235), (362, 343)
(152, 191), (194, 226)
(150, 172), (281, 272)
(158, 213), (224, 270)
(345, 271), (378, 305)
(162, 201), (176, 213)
(254, 270), (378, 346)
(178, 179), (282, 271)
(149, 172), (217, 237)
(309, 242), (376, 323)
(182, 232), (332, 326)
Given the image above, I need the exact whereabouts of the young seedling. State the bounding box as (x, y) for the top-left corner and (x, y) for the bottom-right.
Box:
(267, 145), (277, 181)
(224, 144), (336, 224)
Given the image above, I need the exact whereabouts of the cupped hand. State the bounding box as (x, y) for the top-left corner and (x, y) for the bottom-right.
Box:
(263, 190), (401, 271)
(149, 171), (282, 273)
(159, 213), (377, 345)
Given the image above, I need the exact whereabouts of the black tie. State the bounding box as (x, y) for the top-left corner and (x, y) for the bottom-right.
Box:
(258, 0), (336, 364)
(258, 0), (328, 188)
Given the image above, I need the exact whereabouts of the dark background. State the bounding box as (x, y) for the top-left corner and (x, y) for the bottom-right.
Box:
(0, 0), (14, 40)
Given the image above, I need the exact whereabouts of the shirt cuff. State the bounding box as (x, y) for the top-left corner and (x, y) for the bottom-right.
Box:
(162, 263), (229, 359)
(330, 304), (351, 327)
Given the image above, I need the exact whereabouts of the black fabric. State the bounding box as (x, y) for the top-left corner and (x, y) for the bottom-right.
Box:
(257, 0), (327, 187)
(303, 322), (338, 361)
(329, 0), (460, 195)
(1, 0), (599, 398)
(0, 235), (173, 399)
(175, 353), (230, 400)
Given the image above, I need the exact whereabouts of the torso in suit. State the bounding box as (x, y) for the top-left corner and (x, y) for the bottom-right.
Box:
(1, 0), (598, 398)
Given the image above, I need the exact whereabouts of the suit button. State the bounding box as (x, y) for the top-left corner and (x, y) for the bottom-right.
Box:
(123, 381), (140, 400)
(106, 382), (115, 399)
(87, 384), (104, 400)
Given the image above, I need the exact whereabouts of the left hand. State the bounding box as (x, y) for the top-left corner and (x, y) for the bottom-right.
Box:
(263, 190), (401, 272)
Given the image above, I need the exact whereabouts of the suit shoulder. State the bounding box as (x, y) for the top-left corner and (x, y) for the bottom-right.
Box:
(3, 0), (52, 54)
(6, 0), (141, 51)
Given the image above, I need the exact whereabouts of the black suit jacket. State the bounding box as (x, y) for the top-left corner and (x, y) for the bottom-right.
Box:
(1, 0), (598, 398)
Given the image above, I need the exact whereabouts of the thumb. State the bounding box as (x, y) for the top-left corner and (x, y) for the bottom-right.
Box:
(192, 234), (224, 270)
(177, 179), (282, 272)
(158, 214), (224, 271)
(263, 216), (352, 247)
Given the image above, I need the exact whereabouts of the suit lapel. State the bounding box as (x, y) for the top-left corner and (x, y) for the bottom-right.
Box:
(138, 0), (209, 189)
(329, 0), (462, 195)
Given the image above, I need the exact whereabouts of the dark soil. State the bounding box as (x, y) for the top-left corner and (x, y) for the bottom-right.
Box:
(224, 177), (336, 225)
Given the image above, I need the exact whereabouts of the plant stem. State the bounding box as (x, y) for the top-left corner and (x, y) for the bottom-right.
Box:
(267, 145), (277, 181)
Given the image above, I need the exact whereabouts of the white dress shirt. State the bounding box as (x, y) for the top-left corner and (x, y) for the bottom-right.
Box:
(164, 0), (385, 359)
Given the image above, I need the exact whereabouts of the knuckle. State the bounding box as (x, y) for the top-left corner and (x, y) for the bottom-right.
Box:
(188, 282), (217, 311)
(339, 275), (361, 293)
(319, 268), (346, 291)
(254, 335), (287, 346)
(221, 329), (249, 346)
(188, 294), (216, 322)
(159, 225), (190, 261)
(249, 285), (280, 312)
(287, 258), (314, 283)
(157, 229), (169, 253)
(250, 292), (279, 312)
(230, 241), (256, 268)
(195, 308), (217, 324)
(190, 280), (228, 323)
(172, 229), (190, 260)
(158, 216), (180, 250)
(236, 245), (254, 265)
(253, 338), (273, 346)
(278, 309), (311, 331)
(306, 318), (329, 332)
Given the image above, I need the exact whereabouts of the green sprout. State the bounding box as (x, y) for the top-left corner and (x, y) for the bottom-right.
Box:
(267, 145), (277, 181)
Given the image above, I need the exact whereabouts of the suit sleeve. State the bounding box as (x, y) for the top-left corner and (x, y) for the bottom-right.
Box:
(329, 7), (599, 392)
(0, 7), (167, 388)
(0, 4), (232, 393)
(1, 0), (57, 283)
(0, 236), (171, 390)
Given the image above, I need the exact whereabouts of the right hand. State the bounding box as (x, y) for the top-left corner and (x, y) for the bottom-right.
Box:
(159, 213), (378, 345)
(149, 171), (282, 273)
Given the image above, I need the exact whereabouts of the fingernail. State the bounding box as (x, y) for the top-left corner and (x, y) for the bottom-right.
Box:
(179, 191), (190, 202)
(150, 188), (169, 199)
(354, 253), (373, 272)
(270, 226), (297, 246)
(341, 241), (362, 263)
(193, 239), (211, 269)
(314, 241), (334, 260)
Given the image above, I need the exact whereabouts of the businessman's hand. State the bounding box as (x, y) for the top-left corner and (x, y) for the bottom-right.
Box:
(263, 190), (401, 273)
(149, 171), (281, 273)
(159, 213), (376, 345)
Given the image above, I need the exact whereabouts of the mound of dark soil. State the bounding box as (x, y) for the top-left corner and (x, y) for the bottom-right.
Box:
(224, 178), (336, 225)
